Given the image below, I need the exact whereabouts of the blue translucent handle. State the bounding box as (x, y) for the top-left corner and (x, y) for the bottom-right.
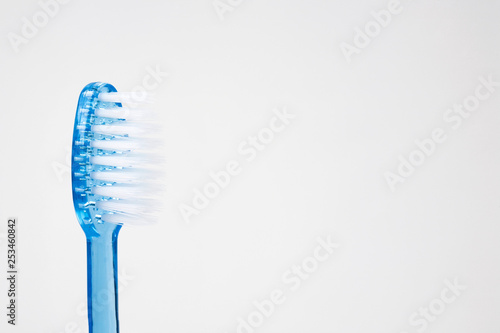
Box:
(86, 223), (122, 333)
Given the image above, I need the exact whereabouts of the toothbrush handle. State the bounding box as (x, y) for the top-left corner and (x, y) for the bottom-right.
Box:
(86, 227), (121, 333)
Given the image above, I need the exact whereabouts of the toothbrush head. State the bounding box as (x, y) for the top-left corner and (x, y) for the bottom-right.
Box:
(71, 82), (161, 235)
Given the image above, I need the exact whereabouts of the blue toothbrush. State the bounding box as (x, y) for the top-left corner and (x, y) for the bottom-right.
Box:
(71, 82), (159, 333)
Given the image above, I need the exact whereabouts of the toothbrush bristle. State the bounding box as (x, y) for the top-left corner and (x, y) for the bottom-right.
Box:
(73, 89), (162, 226)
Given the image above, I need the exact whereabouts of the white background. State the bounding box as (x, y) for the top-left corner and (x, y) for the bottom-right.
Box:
(1, 0), (500, 332)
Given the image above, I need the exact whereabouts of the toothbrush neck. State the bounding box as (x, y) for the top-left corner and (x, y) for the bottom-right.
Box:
(86, 225), (121, 333)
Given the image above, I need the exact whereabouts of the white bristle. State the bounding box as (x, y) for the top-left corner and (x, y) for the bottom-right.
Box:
(98, 92), (154, 104)
(90, 138), (142, 151)
(96, 200), (149, 214)
(91, 124), (148, 137)
(91, 156), (129, 168)
(85, 91), (163, 226)
(91, 168), (148, 184)
(91, 184), (153, 199)
(95, 107), (152, 121)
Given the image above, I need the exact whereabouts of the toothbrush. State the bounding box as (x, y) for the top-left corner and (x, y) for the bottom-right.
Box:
(71, 82), (159, 333)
